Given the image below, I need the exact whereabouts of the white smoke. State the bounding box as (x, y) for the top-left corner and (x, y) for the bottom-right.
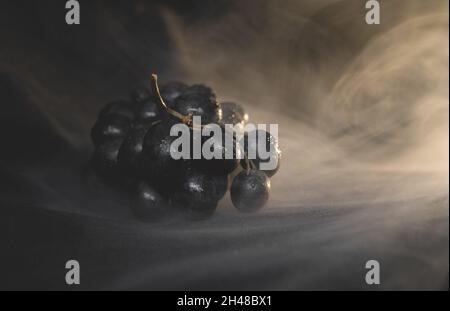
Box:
(160, 0), (449, 207)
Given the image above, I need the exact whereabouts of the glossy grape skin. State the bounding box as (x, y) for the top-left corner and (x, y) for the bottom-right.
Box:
(133, 97), (161, 124)
(99, 100), (134, 120)
(174, 84), (221, 124)
(130, 181), (168, 222)
(160, 81), (188, 108)
(192, 125), (240, 176)
(174, 93), (222, 124)
(92, 138), (124, 180)
(182, 84), (216, 98)
(172, 170), (219, 219)
(220, 102), (249, 125)
(141, 120), (188, 195)
(240, 130), (281, 177)
(230, 170), (271, 213)
(118, 123), (151, 177)
(91, 114), (131, 146)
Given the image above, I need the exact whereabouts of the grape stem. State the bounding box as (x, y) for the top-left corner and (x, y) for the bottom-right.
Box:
(151, 73), (253, 174)
(244, 153), (251, 174)
(151, 74), (194, 127)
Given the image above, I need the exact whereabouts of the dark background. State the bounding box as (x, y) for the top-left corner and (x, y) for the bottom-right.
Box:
(0, 0), (448, 290)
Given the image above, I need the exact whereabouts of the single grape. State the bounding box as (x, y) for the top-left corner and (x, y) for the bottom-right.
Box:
(160, 81), (188, 108)
(174, 93), (222, 124)
(240, 129), (281, 177)
(220, 102), (249, 125)
(230, 170), (271, 212)
(141, 120), (188, 195)
(182, 84), (216, 98)
(172, 170), (219, 219)
(130, 181), (168, 222)
(193, 125), (240, 176)
(99, 100), (134, 120)
(91, 114), (131, 146)
(118, 123), (151, 177)
(133, 96), (161, 124)
(92, 138), (124, 180)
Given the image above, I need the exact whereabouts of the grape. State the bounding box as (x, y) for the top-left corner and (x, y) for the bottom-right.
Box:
(99, 100), (134, 120)
(133, 96), (161, 124)
(240, 129), (281, 177)
(118, 123), (151, 177)
(172, 169), (219, 219)
(160, 81), (188, 108)
(220, 101), (249, 125)
(141, 120), (188, 195)
(91, 114), (131, 146)
(174, 93), (222, 124)
(193, 125), (240, 176)
(131, 181), (168, 221)
(183, 84), (216, 98)
(92, 138), (124, 180)
(230, 170), (271, 212)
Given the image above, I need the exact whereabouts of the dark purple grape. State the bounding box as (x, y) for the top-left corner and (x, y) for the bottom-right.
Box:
(230, 170), (270, 213)
(92, 138), (124, 180)
(91, 114), (131, 146)
(160, 81), (188, 108)
(99, 100), (134, 120)
(174, 94), (221, 124)
(131, 181), (168, 222)
(118, 123), (151, 177)
(192, 125), (240, 176)
(172, 170), (219, 219)
(240, 130), (281, 177)
(174, 84), (221, 124)
(220, 102), (249, 125)
(134, 96), (161, 124)
(141, 120), (188, 195)
(183, 84), (216, 98)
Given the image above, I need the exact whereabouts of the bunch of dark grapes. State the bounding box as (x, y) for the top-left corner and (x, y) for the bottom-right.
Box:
(90, 74), (281, 221)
